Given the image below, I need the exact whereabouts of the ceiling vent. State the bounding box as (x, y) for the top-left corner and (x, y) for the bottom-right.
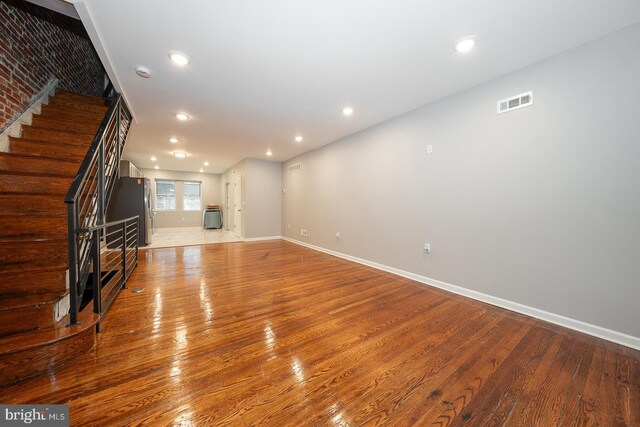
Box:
(497, 91), (533, 114)
(288, 163), (302, 173)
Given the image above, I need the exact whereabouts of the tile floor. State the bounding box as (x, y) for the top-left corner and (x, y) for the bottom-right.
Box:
(142, 227), (242, 249)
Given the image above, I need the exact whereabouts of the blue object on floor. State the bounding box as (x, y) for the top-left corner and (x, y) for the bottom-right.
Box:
(203, 209), (222, 229)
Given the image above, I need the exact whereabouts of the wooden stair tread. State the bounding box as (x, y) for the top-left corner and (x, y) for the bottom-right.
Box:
(54, 91), (109, 106)
(37, 113), (106, 126)
(0, 152), (78, 178)
(0, 174), (74, 195)
(46, 99), (110, 115)
(9, 136), (92, 150)
(0, 194), (66, 214)
(6, 138), (85, 162)
(0, 212), (67, 239)
(32, 110), (105, 126)
(0, 237), (68, 274)
(0, 308), (98, 385)
(0, 260), (68, 274)
(0, 309), (97, 355)
(30, 117), (101, 135)
(21, 127), (95, 145)
(41, 104), (107, 118)
(0, 291), (68, 312)
(0, 269), (68, 298)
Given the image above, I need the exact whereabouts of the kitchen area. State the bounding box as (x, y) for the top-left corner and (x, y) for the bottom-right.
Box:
(106, 161), (242, 249)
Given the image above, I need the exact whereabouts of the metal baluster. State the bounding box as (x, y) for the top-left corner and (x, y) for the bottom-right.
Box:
(98, 137), (105, 225)
(67, 202), (79, 325)
(91, 228), (102, 332)
(116, 101), (121, 177)
(121, 221), (127, 289)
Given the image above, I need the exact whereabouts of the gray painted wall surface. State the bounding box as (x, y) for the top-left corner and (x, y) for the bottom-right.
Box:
(282, 25), (640, 338)
(141, 168), (222, 228)
(221, 159), (282, 239)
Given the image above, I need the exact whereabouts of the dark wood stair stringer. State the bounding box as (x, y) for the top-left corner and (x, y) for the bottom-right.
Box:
(0, 90), (109, 385)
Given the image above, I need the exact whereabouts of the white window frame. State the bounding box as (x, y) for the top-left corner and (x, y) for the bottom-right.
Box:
(155, 179), (176, 211)
(183, 181), (202, 211)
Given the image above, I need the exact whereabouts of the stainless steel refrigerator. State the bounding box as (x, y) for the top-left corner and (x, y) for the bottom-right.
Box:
(106, 177), (152, 246)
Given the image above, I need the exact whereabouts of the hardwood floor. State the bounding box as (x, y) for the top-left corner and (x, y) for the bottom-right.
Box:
(1, 240), (638, 426)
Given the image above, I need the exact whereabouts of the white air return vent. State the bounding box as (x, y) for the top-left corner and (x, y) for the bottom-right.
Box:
(497, 91), (533, 114)
(288, 163), (302, 173)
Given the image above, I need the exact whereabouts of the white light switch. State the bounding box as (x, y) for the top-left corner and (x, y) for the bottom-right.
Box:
(427, 145), (433, 154)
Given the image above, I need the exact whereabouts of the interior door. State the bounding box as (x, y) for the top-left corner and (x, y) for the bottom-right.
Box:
(225, 182), (231, 231)
(233, 174), (242, 237)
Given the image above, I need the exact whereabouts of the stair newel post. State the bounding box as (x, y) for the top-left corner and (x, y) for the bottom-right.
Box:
(91, 228), (102, 332)
(67, 201), (79, 326)
(121, 220), (127, 289)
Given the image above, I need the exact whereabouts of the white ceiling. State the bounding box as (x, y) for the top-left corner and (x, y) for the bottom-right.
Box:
(78, 0), (640, 174)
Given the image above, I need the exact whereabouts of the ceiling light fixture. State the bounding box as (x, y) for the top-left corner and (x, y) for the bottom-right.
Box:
(454, 36), (477, 53)
(204, 161), (209, 166)
(150, 156), (157, 161)
(295, 136), (303, 142)
(199, 168), (204, 173)
(176, 113), (190, 121)
(168, 52), (190, 66)
(266, 149), (273, 156)
(169, 137), (178, 143)
(342, 107), (353, 116)
(135, 66), (151, 79)
(154, 165), (159, 170)
(173, 151), (187, 158)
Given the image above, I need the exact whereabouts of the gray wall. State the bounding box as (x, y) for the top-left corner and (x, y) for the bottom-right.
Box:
(141, 168), (222, 228)
(282, 24), (640, 339)
(221, 158), (282, 239)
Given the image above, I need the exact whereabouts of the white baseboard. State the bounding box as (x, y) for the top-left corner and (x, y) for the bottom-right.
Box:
(244, 235), (283, 242)
(0, 77), (58, 152)
(281, 237), (640, 351)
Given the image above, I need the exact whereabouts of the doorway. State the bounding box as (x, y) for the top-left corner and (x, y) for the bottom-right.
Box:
(225, 182), (231, 231)
(232, 172), (242, 238)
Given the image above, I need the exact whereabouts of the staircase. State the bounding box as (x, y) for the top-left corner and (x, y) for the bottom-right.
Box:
(0, 91), (111, 385)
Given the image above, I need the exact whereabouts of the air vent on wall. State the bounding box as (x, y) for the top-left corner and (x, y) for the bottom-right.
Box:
(497, 91), (533, 114)
(288, 163), (302, 173)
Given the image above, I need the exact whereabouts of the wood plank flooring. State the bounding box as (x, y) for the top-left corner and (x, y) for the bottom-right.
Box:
(0, 240), (638, 426)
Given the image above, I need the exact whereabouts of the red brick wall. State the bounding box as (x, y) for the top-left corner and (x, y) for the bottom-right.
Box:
(0, 0), (105, 132)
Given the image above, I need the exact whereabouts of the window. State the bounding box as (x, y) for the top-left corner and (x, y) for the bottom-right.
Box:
(156, 180), (176, 211)
(183, 181), (201, 211)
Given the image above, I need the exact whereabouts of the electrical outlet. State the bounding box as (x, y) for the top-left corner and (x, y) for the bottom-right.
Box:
(336, 232), (341, 239)
(301, 229), (308, 236)
(288, 224), (291, 229)
(427, 145), (433, 154)
(424, 243), (431, 253)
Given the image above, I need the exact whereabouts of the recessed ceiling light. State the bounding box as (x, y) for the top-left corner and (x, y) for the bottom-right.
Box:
(169, 137), (178, 143)
(199, 168), (204, 173)
(154, 165), (159, 170)
(342, 107), (353, 116)
(295, 136), (303, 142)
(176, 113), (190, 121)
(150, 156), (157, 161)
(168, 52), (190, 66)
(173, 151), (187, 158)
(454, 36), (477, 53)
(204, 161), (209, 166)
(266, 149), (273, 156)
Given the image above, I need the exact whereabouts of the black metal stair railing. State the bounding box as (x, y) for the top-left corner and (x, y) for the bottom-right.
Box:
(64, 92), (135, 328)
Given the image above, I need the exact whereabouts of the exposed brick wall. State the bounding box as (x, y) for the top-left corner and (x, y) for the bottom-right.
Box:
(0, 0), (105, 132)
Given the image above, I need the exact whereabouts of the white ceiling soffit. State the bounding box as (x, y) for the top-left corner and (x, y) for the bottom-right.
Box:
(24, 0), (79, 19)
(77, 0), (640, 174)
